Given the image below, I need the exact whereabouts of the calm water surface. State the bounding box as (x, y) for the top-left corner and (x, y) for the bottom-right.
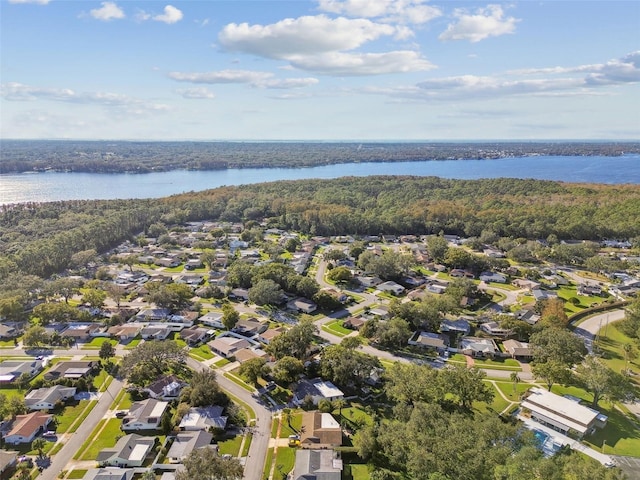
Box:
(1, 155), (639, 205)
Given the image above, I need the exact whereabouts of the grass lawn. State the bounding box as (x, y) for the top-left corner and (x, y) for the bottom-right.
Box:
(279, 412), (302, 438)
(190, 344), (214, 360)
(92, 369), (111, 391)
(595, 322), (640, 380)
(54, 400), (90, 433)
(262, 448), (275, 480)
(449, 354), (522, 371)
(488, 282), (519, 291)
(584, 404), (640, 456)
(80, 338), (116, 349)
(494, 380), (535, 401)
(224, 372), (255, 392)
(0, 338), (19, 348)
(123, 338), (142, 349)
(66, 470), (88, 479)
(214, 358), (231, 368)
(321, 319), (351, 337)
(273, 446), (296, 476)
(344, 463), (371, 480)
(241, 434), (252, 457)
(218, 435), (243, 456)
(77, 418), (123, 460)
(0, 386), (27, 401)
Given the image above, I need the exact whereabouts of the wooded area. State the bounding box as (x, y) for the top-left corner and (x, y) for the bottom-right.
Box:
(1, 140), (637, 173)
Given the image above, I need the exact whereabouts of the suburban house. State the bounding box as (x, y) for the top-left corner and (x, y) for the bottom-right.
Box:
(479, 271), (507, 283)
(179, 326), (210, 346)
(143, 375), (184, 401)
(44, 361), (96, 381)
(512, 279), (541, 291)
(229, 288), (250, 301)
(3, 411), (53, 444)
(199, 311), (224, 329)
(179, 406), (228, 431)
(440, 319), (471, 336)
(121, 399), (169, 431)
(322, 288), (348, 303)
(292, 449), (342, 480)
(503, 339), (533, 360)
(140, 325), (173, 341)
(532, 289), (558, 302)
(96, 434), (155, 467)
(135, 308), (171, 322)
(293, 378), (344, 406)
(233, 317), (268, 335)
(480, 321), (512, 338)
(107, 325), (142, 342)
(234, 348), (268, 363)
(25, 385), (77, 410)
(0, 359), (43, 383)
(166, 430), (213, 464)
(208, 336), (252, 358)
(459, 337), (498, 358)
(520, 387), (608, 438)
(0, 324), (18, 340)
(287, 298), (318, 314)
(409, 331), (448, 352)
(61, 324), (104, 343)
(257, 327), (286, 345)
(356, 276), (382, 288)
(81, 468), (134, 480)
(0, 450), (18, 480)
(343, 317), (366, 331)
(376, 281), (405, 295)
(300, 411), (342, 447)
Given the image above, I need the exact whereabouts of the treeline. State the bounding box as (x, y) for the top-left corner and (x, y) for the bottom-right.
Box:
(1, 176), (639, 281)
(1, 140), (637, 173)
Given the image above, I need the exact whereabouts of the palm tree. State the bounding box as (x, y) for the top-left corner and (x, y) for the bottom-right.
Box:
(32, 437), (46, 458)
(623, 343), (634, 374)
(333, 398), (346, 419)
(510, 372), (521, 397)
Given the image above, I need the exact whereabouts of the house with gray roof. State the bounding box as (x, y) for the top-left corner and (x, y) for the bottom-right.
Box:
(166, 430), (213, 463)
(179, 406), (228, 431)
(292, 449), (342, 480)
(0, 359), (42, 383)
(121, 399), (168, 431)
(25, 385), (76, 410)
(82, 468), (134, 480)
(96, 434), (155, 467)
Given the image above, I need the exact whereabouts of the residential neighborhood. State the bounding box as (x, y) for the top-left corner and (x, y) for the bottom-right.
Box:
(0, 220), (639, 480)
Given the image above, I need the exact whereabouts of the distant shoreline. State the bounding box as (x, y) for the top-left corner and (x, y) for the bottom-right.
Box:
(1, 140), (638, 175)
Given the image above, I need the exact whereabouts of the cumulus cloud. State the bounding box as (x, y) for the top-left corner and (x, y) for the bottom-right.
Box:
(90, 1), (125, 21)
(8, 0), (51, 4)
(168, 69), (319, 89)
(218, 14), (432, 75)
(439, 4), (518, 42)
(177, 87), (215, 99)
(318, 0), (442, 25)
(0, 82), (169, 116)
(289, 50), (435, 75)
(219, 15), (397, 58)
(153, 5), (183, 24)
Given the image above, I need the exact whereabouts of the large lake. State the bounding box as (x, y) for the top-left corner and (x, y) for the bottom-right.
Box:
(1, 154), (639, 205)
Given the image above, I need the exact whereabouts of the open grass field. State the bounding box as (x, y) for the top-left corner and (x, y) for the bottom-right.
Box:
(77, 418), (123, 460)
(595, 321), (640, 381)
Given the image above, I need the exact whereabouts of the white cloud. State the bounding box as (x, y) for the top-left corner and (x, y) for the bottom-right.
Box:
(0, 82), (169, 116)
(318, 0), (442, 25)
(168, 70), (319, 89)
(439, 4), (518, 43)
(90, 1), (125, 21)
(219, 15), (397, 58)
(153, 5), (183, 24)
(177, 87), (215, 99)
(135, 9), (152, 22)
(289, 50), (434, 75)
(8, 0), (51, 4)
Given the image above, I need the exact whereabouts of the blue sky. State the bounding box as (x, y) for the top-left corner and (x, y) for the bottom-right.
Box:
(1, 0), (639, 140)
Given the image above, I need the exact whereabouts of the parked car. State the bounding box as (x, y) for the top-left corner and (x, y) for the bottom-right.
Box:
(115, 411), (127, 418)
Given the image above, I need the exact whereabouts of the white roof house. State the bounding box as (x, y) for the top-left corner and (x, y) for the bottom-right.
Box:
(25, 386), (77, 410)
(293, 378), (344, 406)
(520, 387), (607, 438)
(199, 311), (224, 328)
(179, 406), (228, 431)
(121, 399), (169, 431)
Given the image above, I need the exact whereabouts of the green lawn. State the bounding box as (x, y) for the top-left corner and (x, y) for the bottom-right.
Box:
(54, 400), (91, 433)
(262, 447), (275, 480)
(584, 404), (640, 457)
(123, 338), (142, 349)
(344, 463), (371, 480)
(449, 354), (522, 371)
(595, 322), (640, 380)
(488, 282), (519, 291)
(80, 337), (116, 349)
(214, 358), (231, 368)
(274, 446), (296, 477)
(223, 372), (255, 392)
(279, 412), (302, 438)
(66, 469), (88, 479)
(321, 319), (351, 337)
(241, 434), (252, 457)
(218, 435), (243, 456)
(77, 418), (123, 460)
(189, 344), (214, 360)
(493, 380), (535, 401)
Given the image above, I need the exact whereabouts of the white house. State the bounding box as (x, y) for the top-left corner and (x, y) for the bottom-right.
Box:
(287, 298), (318, 314)
(3, 412), (52, 444)
(479, 271), (507, 283)
(199, 311), (224, 329)
(179, 406), (228, 431)
(121, 399), (169, 431)
(96, 434), (155, 467)
(25, 385), (77, 410)
(293, 378), (344, 406)
(376, 281), (405, 295)
(520, 387), (607, 438)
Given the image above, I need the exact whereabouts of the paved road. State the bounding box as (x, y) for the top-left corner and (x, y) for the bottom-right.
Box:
(572, 309), (626, 353)
(39, 377), (123, 480)
(186, 358), (271, 480)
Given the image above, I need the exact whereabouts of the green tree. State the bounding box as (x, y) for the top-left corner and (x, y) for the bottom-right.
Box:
(438, 365), (493, 410)
(532, 360), (572, 391)
(266, 316), (317, 360)
(320, 344), (382, 388)
(82, 288), (107, 309)
(32, 301), (78, 325)
(238, 357), (266, 386)
(510, 372), (521, 397)
(226, 261), (254, 288)
(376, 317), (412, 349)
(121, 340), (186, 386)
(23, 325), (49, 347)
(104, 283), (126, 307)
(222, 304), (240, 331)
(147, 283), (193, 312)
(327, 266), (352, 284)
(99, 340), (116, 361)
(272, 356), (304, 385)
(32, 437), (46, 458)
(426, 235), (449, 263)
(175, 444), (243, 480)
(185, 369), (227, 407)
(248, 279), (283, 306)
(575, 355), (634, 407)
(529, 327), (587, 366)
